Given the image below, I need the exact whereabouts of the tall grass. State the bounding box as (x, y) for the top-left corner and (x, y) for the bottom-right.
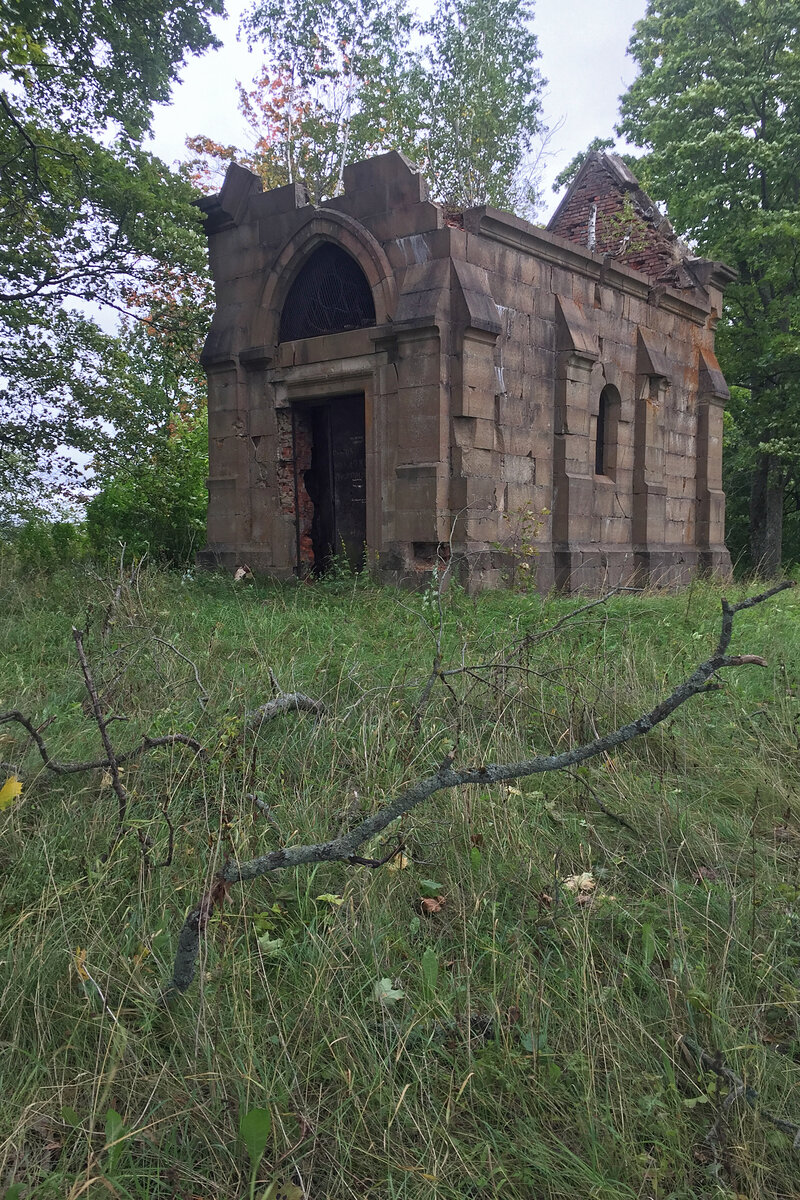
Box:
(1, 561), (799, 1198)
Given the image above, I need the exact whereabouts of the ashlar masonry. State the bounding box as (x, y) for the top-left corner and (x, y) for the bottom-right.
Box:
(199, 150), (734, 591)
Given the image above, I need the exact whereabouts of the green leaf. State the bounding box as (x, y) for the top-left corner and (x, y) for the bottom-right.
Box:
(641, 923), (656, 969)
(104, 1108), (127, 1173)
(61, 1105), (81, 1128)
(259, 1180), (303, 1200)
(418, 879), (443, 899)
(520, 1030), (548, 1054)
(240, 1107), (272, 1170)
(421, 946), (439, 997)
(256, 935), (284, 955)
(374, 977), (405, 1005)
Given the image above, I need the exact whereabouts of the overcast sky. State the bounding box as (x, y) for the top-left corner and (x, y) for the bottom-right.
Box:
(148, 0), (648, 218)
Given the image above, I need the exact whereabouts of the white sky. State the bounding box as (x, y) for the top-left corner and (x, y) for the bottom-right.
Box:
(149, 0), (648, 218)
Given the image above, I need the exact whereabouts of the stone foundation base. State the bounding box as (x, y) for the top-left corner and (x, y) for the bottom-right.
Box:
(198, 540), (732, 594)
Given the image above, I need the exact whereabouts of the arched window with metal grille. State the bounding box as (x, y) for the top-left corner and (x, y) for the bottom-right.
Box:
(279, 243), (376, 342)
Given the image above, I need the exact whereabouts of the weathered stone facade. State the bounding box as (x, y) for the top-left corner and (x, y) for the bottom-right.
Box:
(198, 150), (733, 591)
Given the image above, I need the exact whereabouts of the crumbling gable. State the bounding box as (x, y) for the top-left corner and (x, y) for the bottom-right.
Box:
(198, 151), (733, 592)
(549, 152), (703, 290)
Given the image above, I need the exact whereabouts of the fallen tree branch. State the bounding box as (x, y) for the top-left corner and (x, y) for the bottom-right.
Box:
(0, 711), (204, 775)
(243, 693), (325, 733)
(165, 583), (793, 996)
(681, 1035), (800, 1151)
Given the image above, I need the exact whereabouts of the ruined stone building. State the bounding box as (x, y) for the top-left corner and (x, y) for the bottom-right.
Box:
(198, 150), (733, 590)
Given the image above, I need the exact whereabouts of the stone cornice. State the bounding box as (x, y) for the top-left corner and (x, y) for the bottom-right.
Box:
(468, 210), (712, 326)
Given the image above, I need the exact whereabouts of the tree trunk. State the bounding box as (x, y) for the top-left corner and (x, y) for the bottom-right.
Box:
(749, 451), (784, 576)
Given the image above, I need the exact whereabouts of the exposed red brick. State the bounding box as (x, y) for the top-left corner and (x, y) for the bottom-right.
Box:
(276, 409), (314, 566)
(549, 154), (693, 287)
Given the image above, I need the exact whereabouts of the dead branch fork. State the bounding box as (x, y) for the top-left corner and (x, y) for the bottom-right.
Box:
(165, 582), (794, 996)
(680, 1035), (800, 1151)
(0, 627), (205, 839)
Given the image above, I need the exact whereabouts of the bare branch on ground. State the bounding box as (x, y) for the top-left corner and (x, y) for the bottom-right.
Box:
(243, 693), (325, 733)
(681, 1035), (800, 1151)
(0, 711), (204, 775)
(165, 582), (793, 997)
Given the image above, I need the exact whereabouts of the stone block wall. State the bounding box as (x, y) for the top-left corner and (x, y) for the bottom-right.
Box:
(198, 151), (732, 592)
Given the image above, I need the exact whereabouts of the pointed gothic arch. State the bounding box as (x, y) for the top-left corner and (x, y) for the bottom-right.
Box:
(279, 242), (376, 341)
(248, 210), (397, 351)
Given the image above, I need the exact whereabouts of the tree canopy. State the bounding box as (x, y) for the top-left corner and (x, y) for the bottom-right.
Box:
(618, 0), (800, 572)
(0, 0), (223, 519)
(188, 0), (546, 212)
(416, 0), (544, 211)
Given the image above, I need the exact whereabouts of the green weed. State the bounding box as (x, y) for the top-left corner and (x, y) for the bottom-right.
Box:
(0, 566), (799, 1197)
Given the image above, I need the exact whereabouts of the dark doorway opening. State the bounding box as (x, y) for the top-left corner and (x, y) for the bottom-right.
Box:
(293, 394), (366, 575)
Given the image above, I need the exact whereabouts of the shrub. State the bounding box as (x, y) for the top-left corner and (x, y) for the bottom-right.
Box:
(86, 416), (208, 565)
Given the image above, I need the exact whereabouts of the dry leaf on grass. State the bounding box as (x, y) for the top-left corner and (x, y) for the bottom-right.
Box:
(420, 896), (446, 915)
(562, 871), (595, 894)
(693, 865), (719, 883)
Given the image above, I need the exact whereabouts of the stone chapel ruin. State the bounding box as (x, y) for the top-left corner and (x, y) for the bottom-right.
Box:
(198, 150), (734, 591)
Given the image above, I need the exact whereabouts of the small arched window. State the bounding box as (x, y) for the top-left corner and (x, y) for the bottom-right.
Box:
(279, 243), (376, 342)
(595, 385), (620, 478)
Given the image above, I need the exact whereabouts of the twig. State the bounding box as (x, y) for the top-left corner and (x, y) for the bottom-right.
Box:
(0, 711), (204, 774)
(158, 795), (175, 868)
(435, 587), (633, 686)
(72, 627), (128, 830)
(517, 587), (635, 651)
(153, 637), (209, 708)
(100, 544), (128, 638)
(347, 840), (405, 868)
(248, 792), (282, 830)
(565, 769), (639, 834)
(681, 1035), (800, 1150)
(165, 583), (794, 996)
(413, 538), (455, 730)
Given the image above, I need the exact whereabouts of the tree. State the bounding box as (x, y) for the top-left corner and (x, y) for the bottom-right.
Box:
(414, 0), (545, 211)
(85, 269), (213, 563)
(189, 0), (546, 212)
(0, 0), (224, 520)
(618, 0), (800, 575)
(229, 0), (418, 203)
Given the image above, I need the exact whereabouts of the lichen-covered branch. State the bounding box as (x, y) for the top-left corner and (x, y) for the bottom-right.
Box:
(165, 582), (793, 996)
(243, 693), (326, 733)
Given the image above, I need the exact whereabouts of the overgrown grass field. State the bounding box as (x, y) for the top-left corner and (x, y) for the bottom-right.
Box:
(1, 561), (799, 1199)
